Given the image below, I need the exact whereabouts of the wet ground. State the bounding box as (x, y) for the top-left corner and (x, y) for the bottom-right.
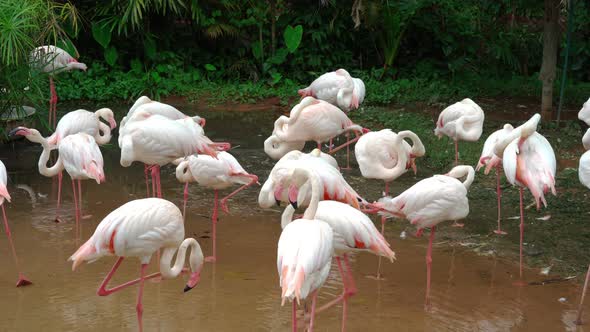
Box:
(0, 102), (589, 331)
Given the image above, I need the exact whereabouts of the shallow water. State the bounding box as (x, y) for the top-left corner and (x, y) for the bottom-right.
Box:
(0, 103), (588, 331)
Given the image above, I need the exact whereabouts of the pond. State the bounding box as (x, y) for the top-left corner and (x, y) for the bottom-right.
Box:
(0, 102), (587, 331)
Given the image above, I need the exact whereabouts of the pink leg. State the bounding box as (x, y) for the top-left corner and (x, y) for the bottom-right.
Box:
(144, 165), (150, 197)
(425, 226), (436, 307)
(205, 190), (219, 263)
(150, 166), (156, 197)
(292, 301), (297, 332)
(2, 205), (32, 287)
(72, 178), (79, 225)
(329, 138), (333, 153)
(55, 171), (63, 222)
(314, 256), (347, 315)
(454, 139), (458, 166)
(341, 134), (352, 170)
(494, 166), (507, 235)
(49, 77), (54, 128)
(342, 254), (357, 296)
(308, 290), (318, 332)
(575, 264), (590, 325)
(182, 183), (189, 218)
(136, 263), (148, 332)
(156, 165), (162, 198)
(97, 257), (162, 296)
(77, 180), (83, 219)
(329, 131), (364, 154)
(219, 175), (258, 213)
(317, 142), (322, 150)
(519, 187), (524, 280)
(376, 181), (390, 279)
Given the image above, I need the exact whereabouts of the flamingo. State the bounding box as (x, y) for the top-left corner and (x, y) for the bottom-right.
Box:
(9, 128), (105, 223)
(355, 128), (424, 277)
(578, 97), (590, 125)
(266, 97), (368, 168)
(476, 124), (515, 235)
(492, 113), (556, 282)
(298, 69), (365, 112)
(69, 198), (204, 332)
(576, 128), (590, 325)
(264, 135), (305, 160)
(281, 166), (395, 330)
(47, 108), (117, 147)
(375, 165), (474, 305)
(259, 149), (367, 210)
(0, 160), (32, 287)
(277, 168), (334, 332)
(119, 111), (230, 198)
(434, 98), (485, 165)
(175, 151), (259, 262)
(30, 45), (87, 128)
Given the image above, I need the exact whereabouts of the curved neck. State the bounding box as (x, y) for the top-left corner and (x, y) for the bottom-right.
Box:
(448, 166), (475, 190)
(28, 134), (62, 177)
(494, 114), (540, 157)
(273, 116), (290, 140)
(281, 205), (296, 229)
(292, 167), (322, 220)
(95, 121), (111, 145)
(398, 130), (425, 156)
(583, 129), (590, 150)
(175, 160), (193, 182)
(160, 238), (203, 279)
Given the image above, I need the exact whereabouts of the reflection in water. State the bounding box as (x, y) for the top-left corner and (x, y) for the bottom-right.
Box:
(0, 105), (588, 331)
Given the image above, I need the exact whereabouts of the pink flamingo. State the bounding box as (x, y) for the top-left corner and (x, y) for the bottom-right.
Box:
(69, 198), (204, 332)
(281, 166), (395, 330)
(119, 111), (230, 198)
(0, 161), (32, 287)
(30, 46), (87, 128)
(278, 208), (333, 332)
(376, 165), (474, 306)
(47, 108), (117, 147)
(259, 149), (367, 210)
(355, 128), (424, 277)
(434, 98), (485, 165)
(175, 151), (259, 262)
(10, 128), (105, 224)
(578, 97), (590, 125)
(264, 136), (305, 161)
(298, 69), (365, 112)
(492, 113), (555, 282)
(576, 127), (590, 325)
(476, 124), (514, 235)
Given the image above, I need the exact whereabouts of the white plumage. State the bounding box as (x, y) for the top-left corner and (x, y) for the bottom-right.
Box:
(58, 133), (105, 183)
(176, 151), (253, 189)
(47, 108), (116, 147)
(30, 45), (87, 74)
(298, 69), (365, 112)
(434, 98), (485, 141)
(476, 124), (514, 173)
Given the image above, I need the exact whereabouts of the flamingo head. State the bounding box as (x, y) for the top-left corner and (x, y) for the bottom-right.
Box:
(184, 271), (201, 292)
(9, 127), (44, 144)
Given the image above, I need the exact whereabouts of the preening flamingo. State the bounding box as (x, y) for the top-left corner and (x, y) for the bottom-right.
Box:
(69, 198), (204, 332)
(492, 113), (555, 283)
(434, 98), (485, 165)
(119, 112), (230, 198)
(376, 165), (474, 306)
(0, 161), (32, 287)
(264, 135), (305, 160)
(47, 108), (117, 147)
(10, 127), (105, 224)
(576, 127), (590, 325)
(281, 166), (395, 330)
(30, 45), (87, 128)
(476, 124), (514, 235)
(259, 149), (366, 210)
(298, 69), (365, 112)
(175, 151), (259, 262)
(277, 169), (334, 332)
(355, 128), (424, 277)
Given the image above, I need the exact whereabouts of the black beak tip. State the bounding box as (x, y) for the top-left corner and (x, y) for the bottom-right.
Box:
(275, 199), (281, 207)
(183, 285), (194, 293)
(290, 201), (298, 209)
(8, 128), (20, 137)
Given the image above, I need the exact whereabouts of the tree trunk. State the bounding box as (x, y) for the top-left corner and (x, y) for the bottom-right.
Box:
(539, 0), (560, 121)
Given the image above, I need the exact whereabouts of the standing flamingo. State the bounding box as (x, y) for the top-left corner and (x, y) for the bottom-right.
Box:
(277, 168), (334, 332)
(576, 127), (590, 325)
(375, 165), (474, 305)
(175, 151), (259, 262)
(492, 113), (555, 282)
(30, 45), (87, 128)
(0, 160), (32, 287)
(47, 108), (117, 147)
(355, 128), (424, 277)
(280, 166), (395, 330)
(69, 198), (204, 332)
(434, 98), (485, 165)
(476, 124), (514, 235)
(119, 112), (230, 198)
(578, 97), (590, 125)
(298, 69), (365, 112)
(10, 128), (105, 224)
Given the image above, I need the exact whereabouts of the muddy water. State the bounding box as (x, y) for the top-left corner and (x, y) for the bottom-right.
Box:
(0, 104), (588, 331)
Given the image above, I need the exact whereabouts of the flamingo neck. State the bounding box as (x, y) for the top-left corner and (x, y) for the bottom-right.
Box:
(281, 205), (296, 229)
(160, 238), (203, 279)
(175, 160), (193, 183)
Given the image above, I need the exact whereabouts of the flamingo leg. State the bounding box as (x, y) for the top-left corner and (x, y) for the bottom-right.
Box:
(49, 76), (57, 129)
(182, 182), (189, 219)
(454, 139), (458, 166)
(205, 190), (219, 263)
(376, 181), (390, 279)
(329, 138), (333, 152)
(219, 175), (258, 213)
(342, 254), (357, 296)
(150, 166), (156, 198)
(55, 171), (63, 222)
(519, 187), (524, 280)
(292, 301), (297, 332)
(96, 257), (162, 296)
(425, 226), (436, 307)
(156, 165), (162, 198)
(71, 178), (79, 225)
(308, 290), (318, 332)
(144, 165), (151, 197)
(136, 263), (148, 332)
(329, 131), (364, 154)
(317, 142), (322, 150)
(314, 256), (348, 315)
(575, 264), (590, 325)
(77, 180), (83, 219)
(340, 134), (352, 170)
(2, 205), (32, 287)
(494, 166), (507, 235)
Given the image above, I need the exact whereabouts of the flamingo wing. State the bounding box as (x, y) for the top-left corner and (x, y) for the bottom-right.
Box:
(59, 133), (105, 182)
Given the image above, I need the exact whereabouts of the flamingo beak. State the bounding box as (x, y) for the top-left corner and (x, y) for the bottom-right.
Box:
(9, 127), (28, 137)
(108, 117), (117, 130)
(184, 271), (201, 292)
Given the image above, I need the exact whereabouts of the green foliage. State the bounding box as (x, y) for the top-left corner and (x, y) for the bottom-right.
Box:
(284, 25), (303, 53)
(92, 22), (112, 49)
